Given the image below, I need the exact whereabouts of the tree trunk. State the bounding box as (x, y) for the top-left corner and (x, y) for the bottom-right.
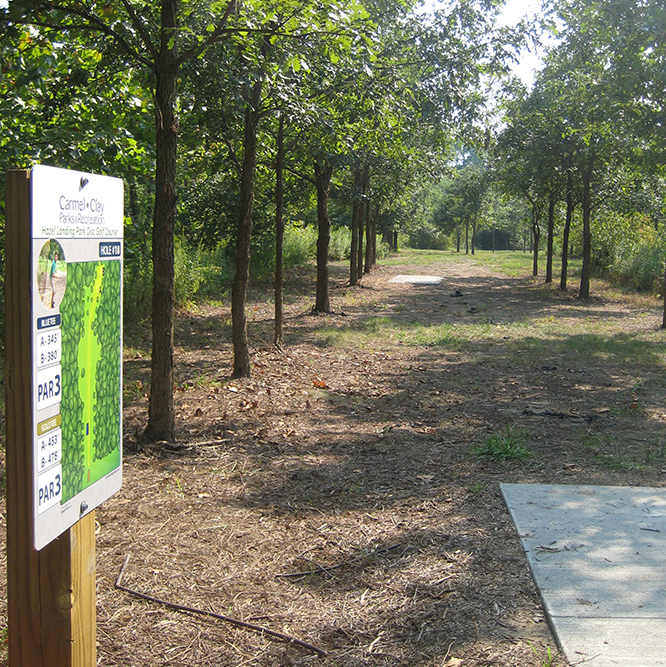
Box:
(361, 168), (369, 274)
(456, 228), (460, 252)
(579, 157), (594, 299)
(274, 113), (285, 347)
(314, 160), (333, 312)
(560, 170), (574, 291)
(662, 261), (666, 329)
(465, 221), (469, 254)
(232, 80), (262, 377)
(371, 203), (379, 266)
(393, 231), (398, 252)
(357, 207), (364, 280)
(532, 203), (541, 277)
(545, 196), (556, 284)
(471, 213), (477, 255)
(361, 170), (370, 274)
(145, 12), (179, 442)
(357, 169), (367, 279)
(349, 167), (362, 286)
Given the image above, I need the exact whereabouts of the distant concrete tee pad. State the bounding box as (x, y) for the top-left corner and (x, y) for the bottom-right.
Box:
(501, 483), (666, 667)
(389, 275), (443, 285)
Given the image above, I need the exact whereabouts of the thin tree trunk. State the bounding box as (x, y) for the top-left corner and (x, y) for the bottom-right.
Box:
(361, 167), (369, 274)
(579, 157), (594, 299)
(364, 200), (371, 273)
(471, 213), (477, 255)
(362, 170), (370, 273)
(314, 160), (333, 312)
(545, 196), (556, 284)
(349, 167), (362, 286)
(274, 113), (285, 347)
(371, 203), (379, 266)
(662, 261), (666, 329)
(357, 209), (364, 281)
(560, 170), (574, 291)
(532, 203), (541, 277)
(145, 19), (178, 442)
(465, 221), (469, 254)
(232, 80), (262, 377)
(357, 167), (367, 279)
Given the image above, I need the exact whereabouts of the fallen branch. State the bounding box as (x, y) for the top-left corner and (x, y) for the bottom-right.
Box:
(522, 408), (598, 423)
(276, 543), (402, 579)
(115, 554), (327, 657)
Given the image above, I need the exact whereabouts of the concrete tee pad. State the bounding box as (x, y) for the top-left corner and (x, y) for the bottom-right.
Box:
(389, 275), (443, 285)
(500, 483), (666, 667)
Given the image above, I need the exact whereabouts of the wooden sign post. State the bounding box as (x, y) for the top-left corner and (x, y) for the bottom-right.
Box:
(5, 167), (124, 666)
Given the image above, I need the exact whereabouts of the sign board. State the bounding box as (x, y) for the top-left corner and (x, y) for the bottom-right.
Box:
(31, 165), (123, 550)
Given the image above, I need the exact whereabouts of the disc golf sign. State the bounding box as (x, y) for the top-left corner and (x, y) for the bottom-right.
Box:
(31, 164), (123, 550)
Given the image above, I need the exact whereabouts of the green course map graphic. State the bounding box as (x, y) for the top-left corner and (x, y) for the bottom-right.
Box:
(59, 260), (121, 503)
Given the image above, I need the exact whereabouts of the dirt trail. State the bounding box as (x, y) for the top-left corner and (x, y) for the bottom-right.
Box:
(5, 252), (666, 666)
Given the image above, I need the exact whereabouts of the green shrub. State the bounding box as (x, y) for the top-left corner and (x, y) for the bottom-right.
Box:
(123, 253), (152, 322)
(199, 243), (233, 299)
(283, 224), (317, 266)
(329, 225), (352, 261)
(406, 227), (452, 250)
(592, 211), (666, 292)
(174, 237), (206, 305)
(612, 238), (665, 292)
(249, 223), (320, 283)
(376, 237), (391, 260)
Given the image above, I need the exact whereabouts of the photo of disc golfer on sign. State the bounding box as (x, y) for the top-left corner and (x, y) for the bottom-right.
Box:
(37, 240), (67, 309)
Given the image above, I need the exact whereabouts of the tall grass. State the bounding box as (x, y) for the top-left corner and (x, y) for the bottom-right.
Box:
(124, 223), (356, 317)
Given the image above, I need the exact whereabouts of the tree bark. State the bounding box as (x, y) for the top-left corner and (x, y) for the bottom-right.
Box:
(274, 113), (285, 347)
(560, 169), (574, 291)
(232, 80), (262, 377)
(145, 1), (179, 442)
(471, 213), (477, 255)
(545, 196), (556, 284)
(579, 156), (594, 299)
(532, 202), (541, 277)
(371, 203), (379, 267)
(360, 166), (369, 275)
(314, 160), (333, 312)
(662, 261), (666, 329)
(349, 167), (362, 286)
(364, 198), (371, 273)
(357, 216), (363, 279)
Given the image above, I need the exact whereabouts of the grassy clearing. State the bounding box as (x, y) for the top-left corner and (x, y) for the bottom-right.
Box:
(317, 314), (666, 372)
(386, 248), (584, 281)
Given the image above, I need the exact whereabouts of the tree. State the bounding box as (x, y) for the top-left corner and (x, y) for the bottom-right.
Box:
(534, 0), (651, 297)
(6, 0), (239, 440)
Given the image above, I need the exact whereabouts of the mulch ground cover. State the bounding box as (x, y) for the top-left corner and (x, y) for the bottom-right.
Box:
(2, 251), (666, 666)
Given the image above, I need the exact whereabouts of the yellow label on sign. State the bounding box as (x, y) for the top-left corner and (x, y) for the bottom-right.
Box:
(37, 414), (62, 436)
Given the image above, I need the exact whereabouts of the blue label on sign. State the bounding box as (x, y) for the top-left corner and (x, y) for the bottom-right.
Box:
(99, 242), (121, 258)
(37, 315), (62, 330)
